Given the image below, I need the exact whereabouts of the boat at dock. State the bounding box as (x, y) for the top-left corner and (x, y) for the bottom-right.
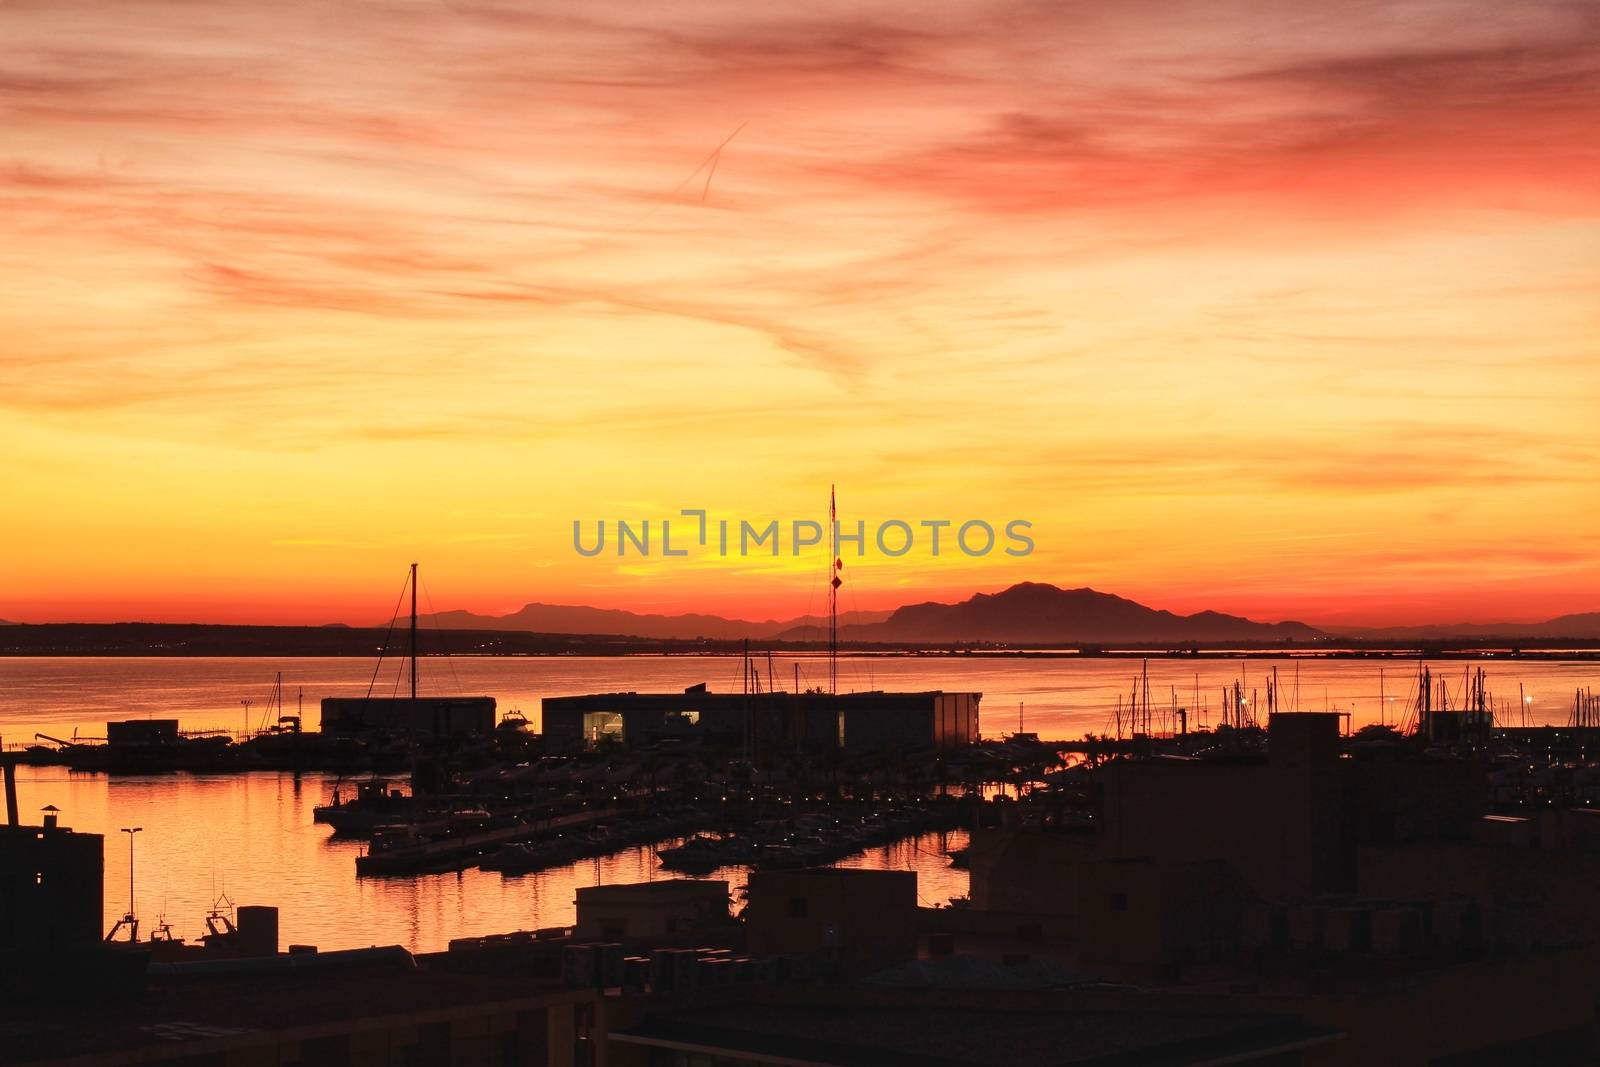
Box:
(34, 722), (237, 773)
(656, 803), (962, 874)
(482, 808), (712, 875)
(313, 777), (419, 834)
(656, 834), (755, 875)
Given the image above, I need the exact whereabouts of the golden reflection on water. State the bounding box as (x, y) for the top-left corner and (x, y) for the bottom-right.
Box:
(4, 655), (1599, 743)
(14, 769), (969, 953)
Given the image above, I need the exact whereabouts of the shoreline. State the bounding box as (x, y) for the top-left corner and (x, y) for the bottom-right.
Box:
(4, 646), (1600, 660)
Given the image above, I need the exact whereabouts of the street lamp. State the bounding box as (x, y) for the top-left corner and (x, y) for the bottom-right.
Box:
(119, 827), (142, 942)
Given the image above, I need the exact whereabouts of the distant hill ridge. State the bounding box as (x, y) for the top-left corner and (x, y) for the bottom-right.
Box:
(1344, 612), (1600, 641)
(413, 603), (892, 642)
(789, 583), (1323, 644)
(4, 587), (1597, 646)
(414, 583), (1322, 644)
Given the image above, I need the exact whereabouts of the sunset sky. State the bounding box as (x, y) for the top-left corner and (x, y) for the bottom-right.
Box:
(2, 0), (1597, 628)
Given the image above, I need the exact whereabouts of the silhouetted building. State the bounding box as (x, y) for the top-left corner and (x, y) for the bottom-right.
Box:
(0, 814), (102, 954)
(745, 868), (917, 970)
(320, 696), (496, 740)
(105, 719), (179, 746)
(968, 713), (1499, 972)
(608, 988), (1341, 1066)
(956, 713), (1600, 1063)
(2, 944), (602, 1065)
(575, 880), (730, 941)
(542, 686), (980, 756)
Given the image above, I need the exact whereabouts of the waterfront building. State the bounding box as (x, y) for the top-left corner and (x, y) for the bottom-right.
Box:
(744, 868), (918, 971)
(575, 880), (732, 942)
(541, 686), (980, 756)
(0, 806), (102, 955)
(319, 696), (497, 740)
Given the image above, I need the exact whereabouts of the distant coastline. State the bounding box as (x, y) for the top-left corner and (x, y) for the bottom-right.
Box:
(9, 583), (1596, 655)
(1, 622), (1598, 659)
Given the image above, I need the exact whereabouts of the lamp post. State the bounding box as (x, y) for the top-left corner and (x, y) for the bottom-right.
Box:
(120, 826), (142, 942)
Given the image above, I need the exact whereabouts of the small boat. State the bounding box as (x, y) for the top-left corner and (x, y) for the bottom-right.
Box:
(658, 835), (751, 874)
(313, 777), (417, 833)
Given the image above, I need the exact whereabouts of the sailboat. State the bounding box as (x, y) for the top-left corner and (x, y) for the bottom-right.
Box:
(317, 564), (498, 743)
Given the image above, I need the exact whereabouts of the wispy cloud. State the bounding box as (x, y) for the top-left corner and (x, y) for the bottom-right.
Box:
(1, 0), (1597, 622)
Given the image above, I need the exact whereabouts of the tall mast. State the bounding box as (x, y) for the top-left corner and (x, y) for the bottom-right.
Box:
(409, 562), (418, 701)
(1141, 659), (1150, 733)
(829, 486), (840, 697)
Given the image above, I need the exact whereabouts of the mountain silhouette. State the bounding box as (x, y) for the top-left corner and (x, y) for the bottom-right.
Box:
(413, 603), (890, 642)
(406, 585), (1600, 645)
(1344, 612), (1600, 641)
(779, 583), (1322, 644)
(416, 584), (1320, 644)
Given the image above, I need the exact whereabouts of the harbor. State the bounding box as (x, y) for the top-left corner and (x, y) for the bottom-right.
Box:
(9, 572), (1600, 1067)
(7, 652), (1600, 759)
(12, 663), (1600, 1066)
(3, 766), (974, 953)
(5, 649), (1600, 953)
(7, 0), (1599, 1053)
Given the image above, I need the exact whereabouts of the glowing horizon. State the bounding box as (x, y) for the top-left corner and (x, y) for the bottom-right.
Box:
(2, 0), (1597, 629)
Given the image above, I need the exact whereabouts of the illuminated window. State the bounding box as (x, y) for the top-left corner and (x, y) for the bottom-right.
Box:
(582, 711), (624, 745)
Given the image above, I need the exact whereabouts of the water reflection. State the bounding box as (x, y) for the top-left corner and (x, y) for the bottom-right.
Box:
(4, 655), (1598, 743)
(15, 769), (969, 953)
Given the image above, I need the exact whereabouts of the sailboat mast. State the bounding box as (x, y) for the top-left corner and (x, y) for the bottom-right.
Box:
(409, 561), (418, 701)
(829, 486), (839, 697)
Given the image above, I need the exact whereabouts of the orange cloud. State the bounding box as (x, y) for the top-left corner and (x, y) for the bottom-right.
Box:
(1, 0), (1596, 627)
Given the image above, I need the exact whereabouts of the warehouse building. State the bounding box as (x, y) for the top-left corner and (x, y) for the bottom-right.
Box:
(320, 696), (497, 740)
(541, 685), (979, 756)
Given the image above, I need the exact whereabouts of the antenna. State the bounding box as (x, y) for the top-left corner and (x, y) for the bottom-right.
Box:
(409, 562), (418, 701)
(742, 637), (750, 760)
(829, 486), (840, 697)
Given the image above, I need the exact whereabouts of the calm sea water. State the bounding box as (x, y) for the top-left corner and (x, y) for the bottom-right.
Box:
(2, 654), (1597, 742)
(10, 768), (971, 954)
(5, 655), (1598, 953)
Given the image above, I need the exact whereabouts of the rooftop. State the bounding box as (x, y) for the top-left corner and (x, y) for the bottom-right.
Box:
(612, 999), (1341, 1067)
(576, 878), (729, 903)
(0, 947), (581, 1065)
(544, 688), (979, 702)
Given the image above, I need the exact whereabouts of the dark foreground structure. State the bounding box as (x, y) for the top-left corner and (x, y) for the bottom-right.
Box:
(542, 685), (980, 756)
(13, 713), (1600, 1065)
(0, 846), (1344, 1067)
(0, 804), (102, 957)
(320, 696), (497, 740)
(962, 713), (1600, 1065)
